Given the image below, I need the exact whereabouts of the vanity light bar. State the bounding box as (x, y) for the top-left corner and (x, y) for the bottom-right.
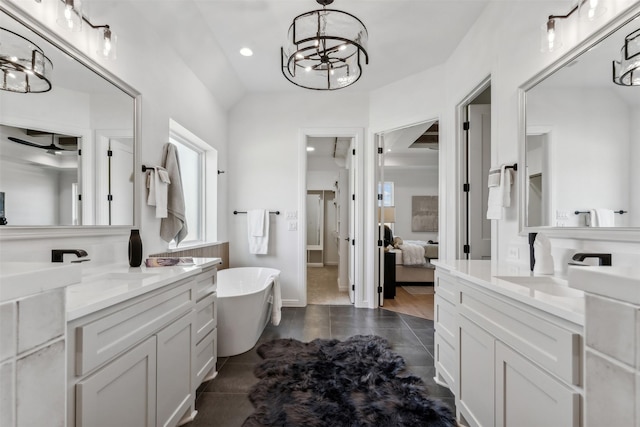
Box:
(35, 0), (116, 60)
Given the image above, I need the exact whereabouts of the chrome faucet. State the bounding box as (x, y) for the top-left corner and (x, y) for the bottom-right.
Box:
(570, 253), (612, 266)
(51, 249), (89, 263)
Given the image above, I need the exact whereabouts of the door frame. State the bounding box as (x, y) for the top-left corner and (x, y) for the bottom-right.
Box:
(456, 76), (492, 260)
(298, 127), (365, 307)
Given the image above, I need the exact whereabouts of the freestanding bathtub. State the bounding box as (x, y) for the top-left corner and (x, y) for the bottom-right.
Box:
(217, 267), (281, 357)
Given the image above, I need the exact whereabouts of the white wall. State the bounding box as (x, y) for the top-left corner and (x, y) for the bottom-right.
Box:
(228, 91), (368, 306)
(0, 0), (229, 264)
(385, 168), (439, 242)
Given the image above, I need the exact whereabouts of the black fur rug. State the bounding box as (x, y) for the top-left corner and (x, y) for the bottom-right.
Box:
(242, 335), (456, 427)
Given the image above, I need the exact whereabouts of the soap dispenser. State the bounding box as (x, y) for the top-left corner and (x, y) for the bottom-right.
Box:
(528, 232), (537, 272)
(532, 233), (554, 275)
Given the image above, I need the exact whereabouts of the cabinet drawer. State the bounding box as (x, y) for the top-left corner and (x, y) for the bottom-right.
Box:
(435, 270), (457, 304)
(75, 281), (194, 376)
(458, 281), (581, 385)
(195, 328), (217, 387)
(434, 333), (456, 390)
(195, 268), (216, 302)
(435, 294), (457, 346)
(195, 293), (217, 344)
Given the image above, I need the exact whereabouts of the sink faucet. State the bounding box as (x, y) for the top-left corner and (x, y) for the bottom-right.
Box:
(52, 249), (89, 263)
(570, 253), (612, 266)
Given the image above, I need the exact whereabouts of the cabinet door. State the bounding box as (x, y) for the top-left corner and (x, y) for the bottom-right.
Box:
(495, 342), (580, 427)
(459, 315), (495, 427)
(76, 336), (157, 427)
(156, 310), (196, 427)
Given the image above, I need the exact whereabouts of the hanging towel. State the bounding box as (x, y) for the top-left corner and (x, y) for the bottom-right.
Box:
(247, 209), (269, 254)
(589, 208), (615, 227)
(486, 165), (513, 220)
(146, 166), (170, 218)
(270, 274), (282, 326)
(160, 143), (189, 244)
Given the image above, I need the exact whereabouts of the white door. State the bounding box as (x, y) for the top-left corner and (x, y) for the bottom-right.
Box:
(467, 104), (491, 259)
(376, 133), (385, 306)
(109, 137), (134, 225)
(347, 141), (356, 304)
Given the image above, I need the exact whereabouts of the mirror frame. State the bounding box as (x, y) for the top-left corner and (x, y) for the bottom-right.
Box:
(518, 5), (640, 242)
(0, 3), (141, 238)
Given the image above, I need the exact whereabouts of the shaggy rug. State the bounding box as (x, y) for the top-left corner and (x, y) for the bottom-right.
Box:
(242, 335), (456, 427)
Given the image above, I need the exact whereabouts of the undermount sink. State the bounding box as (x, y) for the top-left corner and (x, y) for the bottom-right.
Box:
(495, 275), (584, 298)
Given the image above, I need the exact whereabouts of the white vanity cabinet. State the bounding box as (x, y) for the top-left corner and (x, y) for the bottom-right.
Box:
(67, 263), (219, 427)
(193, 266), (218, 387)
(433, 262), (583, 427)
(434, 267), (459, 390)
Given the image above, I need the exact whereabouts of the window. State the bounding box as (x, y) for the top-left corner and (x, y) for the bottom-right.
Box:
(168, 119), (218, 247)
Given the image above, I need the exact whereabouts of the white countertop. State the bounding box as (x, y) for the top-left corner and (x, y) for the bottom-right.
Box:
(568, 265), (640, 305)
(66, 257), (222, 321)
(432, 259), (585, 325)
(0, 262), (82, 303)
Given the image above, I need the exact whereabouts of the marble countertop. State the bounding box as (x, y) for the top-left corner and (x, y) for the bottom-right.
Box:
(66, 257), (222, 321)
(432, 259), (585, 325)
(569, 265), (640, 305)
(0, 262), (82, 303)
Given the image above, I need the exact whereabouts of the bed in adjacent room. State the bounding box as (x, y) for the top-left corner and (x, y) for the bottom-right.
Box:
(391, 239), (438, 284)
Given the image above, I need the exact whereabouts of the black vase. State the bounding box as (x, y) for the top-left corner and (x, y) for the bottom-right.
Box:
(128, 229), (143, 267)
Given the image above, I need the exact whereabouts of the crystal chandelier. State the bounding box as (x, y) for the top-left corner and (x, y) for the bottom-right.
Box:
(281, 0), (369, 90)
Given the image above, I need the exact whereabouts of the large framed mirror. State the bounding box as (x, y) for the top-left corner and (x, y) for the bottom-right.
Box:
(0, 5), (139, 229)
(519, 8), (640, 237)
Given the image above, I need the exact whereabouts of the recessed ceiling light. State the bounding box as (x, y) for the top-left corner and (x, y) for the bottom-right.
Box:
(307, 147), (315, 152)
(239, 47), (253, 57)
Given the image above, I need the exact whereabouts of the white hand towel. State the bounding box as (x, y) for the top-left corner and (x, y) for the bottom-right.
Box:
(160, 143), (188, 244)
(248, 209), (265, 237)
(486, 165), (513, 220)
(593, 209), (615, 227)
(146, 167), (170, 218)
(247, 209), (269, 254)
(270, 274), (282, 326)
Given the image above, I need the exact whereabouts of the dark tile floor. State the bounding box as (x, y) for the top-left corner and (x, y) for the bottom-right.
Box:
(186, 305), (455, 426)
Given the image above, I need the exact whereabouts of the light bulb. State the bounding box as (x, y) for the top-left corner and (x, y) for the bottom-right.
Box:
(305, 66), (312, 72)
(295, 53), (304, 60)
(339, 44), (347, 51)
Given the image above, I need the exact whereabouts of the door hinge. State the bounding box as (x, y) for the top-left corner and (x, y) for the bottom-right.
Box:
(107, 150), (113, 157)
(352, 239), (355, 246)
(352, 148), (356, 155)
(377, 286), (383, 293)
(78, 149), (81, 156)
(352, 194), (355, 201)
(107, 194), (113, 201)
(352, 284), (355, 291)
(78, 194), (82, 201)
(377, 194), (383, 201)
(377, 239), (383, 247)
(463, 244), (470, 254)
(463, 121), (470, 131)
(377, 147), (383, 154)
(463, 183), (470, 192)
